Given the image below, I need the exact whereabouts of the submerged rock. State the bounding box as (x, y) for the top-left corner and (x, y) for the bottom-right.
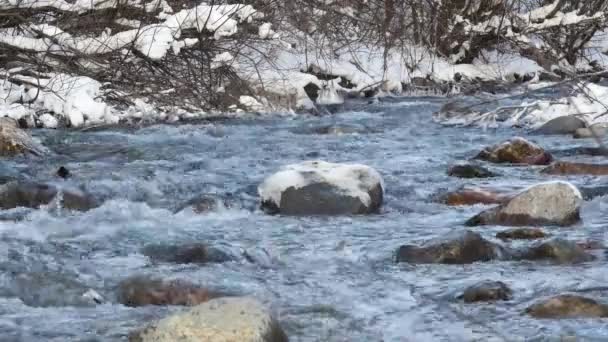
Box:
(541, 161), (608, 176)
(526, 295), (608, 318)
(573, 125), (608, 139)
(129, 297), (288, 342)
(141, 243), (232, 265)
(496, 228), (547, 240)
(516, 239), (595, 264)
(460, 281), (512, 303)
(535, 116), (586, 135)
(474, 137), (553, 165)
(0, 117), (47, 157)
(466, 182), (582, 227)
(175, 194), (233, 214)
(396, 230), (506, 264)
(438, 187), (510, 206)
(259, 160), (383, 215)
(117, 276), (223, 307)
(0, 181), (98, 211)
(447, 163), (497, 178)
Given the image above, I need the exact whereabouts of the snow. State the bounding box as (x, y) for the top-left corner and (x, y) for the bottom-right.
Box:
(38, 113), (58, 128)
(258, 23), (277, 39)
(258, 161), (384, 208)
(239, 96), (264, 112)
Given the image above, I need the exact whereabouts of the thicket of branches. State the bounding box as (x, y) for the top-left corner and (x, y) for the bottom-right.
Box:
(1, 0), (607, 119)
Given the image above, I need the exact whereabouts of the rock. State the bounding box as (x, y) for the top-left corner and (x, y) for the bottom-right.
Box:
(474, 137), (553, 165)
(56, 166), (71, 179)
(535, 116), (586, 135)
(38, 113), (59, 129)
(579, 185), (608, 200)
(516, 239), (595, 264)
(117, 276), (223, 307)
(466, 182), (582, 227)
(176, 194), (230, 214)
(0, 181), (98, 211)
(541, 161), (608, 176)
(573, 125), (608, 139)
(396, 230), (507, 264)
(551, 146), (607, 157)
(438, 187), (510, 206)
(141, 243), (232, 264)
(447, 163), (497, 178)
(129, 297), (288, 342)
(433, 100), (476, 122)
(291, 123), (372, 135)
(526, 295), (608, 318)
(496, 228), (547, 240)
(259, 161), (383, 215)
(0, 117), (47, 157)
(460, 281), (512, 303)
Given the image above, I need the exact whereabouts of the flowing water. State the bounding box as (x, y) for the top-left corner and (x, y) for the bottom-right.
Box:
(1, 97), (608, 341)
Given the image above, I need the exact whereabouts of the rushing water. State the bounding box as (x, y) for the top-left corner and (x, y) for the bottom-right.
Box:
(1, 97), (608, 341)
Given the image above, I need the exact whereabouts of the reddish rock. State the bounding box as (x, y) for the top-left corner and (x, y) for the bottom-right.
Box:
(117, 276), (224, 307)
(475, 137), (553, 165)
(542, 161), (608, 176)
(496, 228), (547, 240)
(440, 187), (511, 206)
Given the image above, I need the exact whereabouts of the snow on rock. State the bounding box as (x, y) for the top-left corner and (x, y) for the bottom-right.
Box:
(239, 96), (264, 112)
(258, 23), (277, 39)
(316, 86), (344, 105)
(0, 118), (47, 156)
(38, 114), (59, 129)
(258, 160), (384, 215)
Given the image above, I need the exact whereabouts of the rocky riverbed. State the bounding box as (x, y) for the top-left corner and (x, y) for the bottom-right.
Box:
(1, 96), (608, 341)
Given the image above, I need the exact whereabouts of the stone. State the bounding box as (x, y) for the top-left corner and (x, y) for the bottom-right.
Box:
(0, 181), (98, 211)
(117, 276), (223, 307)
(396, 230), (507, 264)
(259, 161), (383, 215)
(474, 137), (552, 165)
(535, 116), (586, 135)
(526, 295), (608, 318)
(516, 239), (595, 264)
(541, 161), (608, 176)
(573, 125), (608, 139)
(0, 117), (47, 157)
(496, 228), (547, 240)
(141, 243), (232, 264)
(460, 281), (512, 303)
(438, 187), (510, 206)
(466, 182), (582, 227)
(447, 163), (497, 178)
(129, 297), (288, 342)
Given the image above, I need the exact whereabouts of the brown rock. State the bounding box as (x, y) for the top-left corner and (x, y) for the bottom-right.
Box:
(475, 137), (553, 165)
(141, 243), (232, 265)
(439, 187), (510, 206)
(517, 239), (595, 264)
(542, 161), (608, 176)
(496, 228), (547, 240)
(526, 295), (608, 318)
(117, 276), (224, 307)
(0, 117), (47, 156)
(461, 281), (512, 303)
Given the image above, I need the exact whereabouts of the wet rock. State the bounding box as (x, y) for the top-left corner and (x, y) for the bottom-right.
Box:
(541, 161), (608, 176)
(117, 276), (224, 307)
(0, 117), (47, 157)
(291, 123), (372, 135)
(460, 281), (512, 303)
(474, 137), (553, 165)
(129, 297), (288, 342)
(535, 116), (586, 135)
(447, 163), (497, 178)
(56, 166), (70, 179)
(526, 295), (608, 318)
(0, 181), (98, 211)
(259, 161), (383, 215)
(141, 243), (232, 265)
(573, 125), (608, 139)
(496, 228), (547, 240)
(175, 194), (231, 214)
(551, 146), (607, 157)
(466, 182), (582, 227)
(438, 187), (510, 206)
(579, 185), (608, 200)
(396, 230), (507, 264)
(433, 100), (476, 122)
(517, 239), (595, 264)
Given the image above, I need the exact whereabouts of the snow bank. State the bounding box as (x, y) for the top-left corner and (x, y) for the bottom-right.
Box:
(258, 160), (384, 207)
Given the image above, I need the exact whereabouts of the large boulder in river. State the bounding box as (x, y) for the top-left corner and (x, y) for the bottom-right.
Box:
(129, 297), (288, 342)
(0, 117), (47, 156)
(526, 295), (608, 318)
(118, 276), (224, 307)
(0, 181), (98, 211)
(541, 161), (608, 176)
(535, 116), (586, 135)
(474, 137), (553, 165)
(466, 182), (582, 227)
(258, 161), (383, 215)
(396, 230), (507, 264)
(460, 281), (512, 303)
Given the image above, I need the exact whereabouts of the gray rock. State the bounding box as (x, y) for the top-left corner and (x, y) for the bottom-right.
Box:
(129, 297), (288, 342)
(0, 181), (98, 211)
(526, 295), (608, 318)
(535, 116), (586, 135)
(460, 281), (512, 303)
(447, 163), (497, 178)
(573, 125), (608, 139)
(141, 243), (232, 265)
(396, 230), (507, 264)
(516, 239), (595, 264)
(466, 182), (582, 227)
(0, 117), (47, 157)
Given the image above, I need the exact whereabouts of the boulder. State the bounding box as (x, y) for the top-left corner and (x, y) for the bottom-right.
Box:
(259, 161), (383, 215)
(117, 276), (223, 307)
(438, 187), (510, 206)
(474, 137), (553, 165)
(0, 117), (47, 156)
(141, 243), (232, 265)
(447, 163), (497, 178)
(526, 295), (608, 318)
(466, 182), (582, 227)
(129, 297), (288, 342)
(516, 239), (595, 264)
(460, 281), (512, 303)
(541, 161), (608, 176)
(396, 230), (507, 264)
(535, 116), (586, 135)
(496, 228), (547, 240)
(0, 181), (98, 211)
(573, 126), (608, 139)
